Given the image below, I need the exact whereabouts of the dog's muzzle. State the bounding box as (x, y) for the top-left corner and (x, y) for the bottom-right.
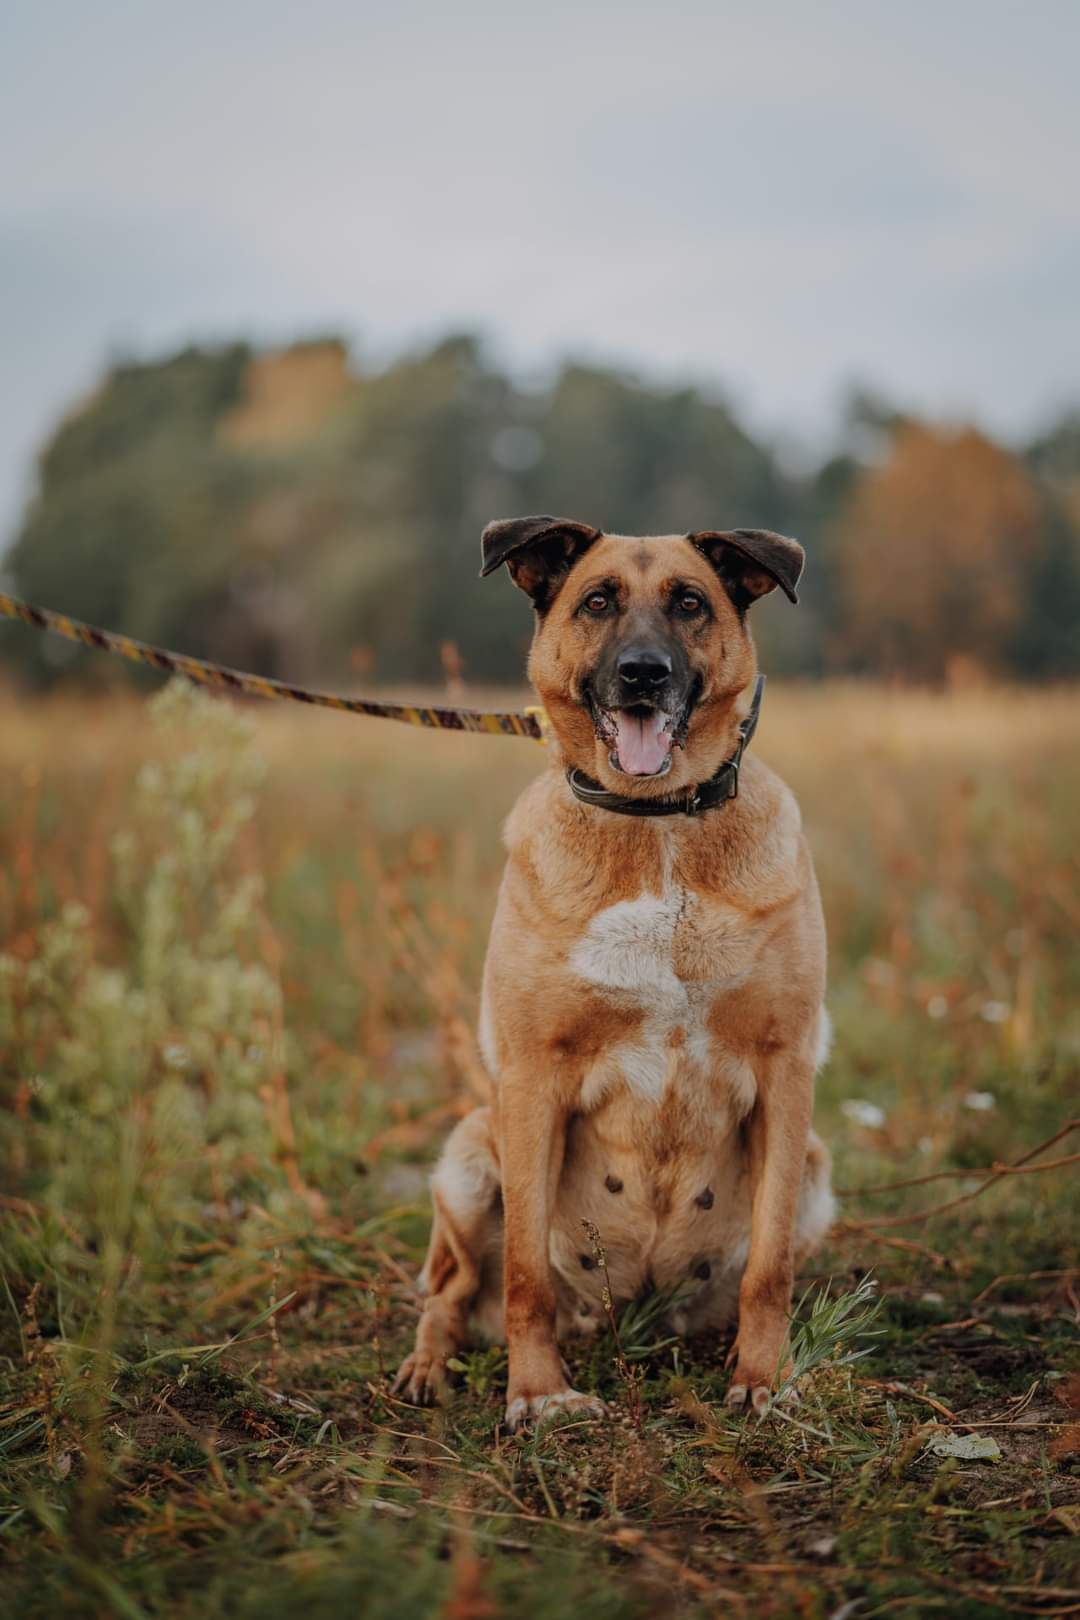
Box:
(586, 645), (699, 779)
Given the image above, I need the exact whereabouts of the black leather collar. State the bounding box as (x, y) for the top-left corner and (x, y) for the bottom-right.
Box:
(565, 674), (765, 818)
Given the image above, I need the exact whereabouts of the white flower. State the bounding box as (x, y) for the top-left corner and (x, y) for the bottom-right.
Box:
(841, 1099), (887, 1129)
(980, 1000), (1010, 1024)
(963, 1091), (996, 1112)
(926, 995), (948, 1020)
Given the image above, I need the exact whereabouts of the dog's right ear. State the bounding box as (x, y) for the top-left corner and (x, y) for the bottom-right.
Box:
(480, 515), (602, 611)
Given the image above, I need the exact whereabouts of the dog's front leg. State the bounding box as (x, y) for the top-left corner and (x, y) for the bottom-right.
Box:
(726, 1053), (814, 1415)
(499, 1077), (604, 1431)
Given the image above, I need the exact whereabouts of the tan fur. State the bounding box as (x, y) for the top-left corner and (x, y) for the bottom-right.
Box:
(395, 533), (834, 1426)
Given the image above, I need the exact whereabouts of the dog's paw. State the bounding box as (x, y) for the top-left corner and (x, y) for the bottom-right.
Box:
(504, 1387), (606, 1432)
(391, 1349), (450, 1407)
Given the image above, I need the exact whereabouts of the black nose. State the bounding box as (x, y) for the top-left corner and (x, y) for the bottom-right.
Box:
(617, 646), (673, 694)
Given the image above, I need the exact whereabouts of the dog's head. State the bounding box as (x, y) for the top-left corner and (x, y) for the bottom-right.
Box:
(480, 516), (803, 795)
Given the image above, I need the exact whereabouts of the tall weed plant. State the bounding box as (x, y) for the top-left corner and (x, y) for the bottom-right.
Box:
(0, 680), (281, 1344)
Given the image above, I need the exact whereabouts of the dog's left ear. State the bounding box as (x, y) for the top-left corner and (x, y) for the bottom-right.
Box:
(689, 529), (804, 611)
(480, 515), (602, 611)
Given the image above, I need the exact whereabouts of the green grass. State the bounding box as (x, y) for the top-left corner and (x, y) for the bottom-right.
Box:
(0, 677), (1078, 1618)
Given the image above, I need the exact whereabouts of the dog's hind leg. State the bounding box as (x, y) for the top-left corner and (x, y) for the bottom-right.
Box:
(393, 1108), (500, 1405)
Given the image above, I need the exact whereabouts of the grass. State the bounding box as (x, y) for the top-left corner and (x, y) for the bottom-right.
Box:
(0, 674), (1078, 1619)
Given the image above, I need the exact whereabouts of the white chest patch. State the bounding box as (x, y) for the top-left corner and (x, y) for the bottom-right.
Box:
(568, 851), (751, 1106)
(569, 890), (686, 1002)
(570, 891), (687, 1104)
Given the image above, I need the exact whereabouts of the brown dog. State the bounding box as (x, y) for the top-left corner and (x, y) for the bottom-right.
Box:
(395, 517), (833, 1427)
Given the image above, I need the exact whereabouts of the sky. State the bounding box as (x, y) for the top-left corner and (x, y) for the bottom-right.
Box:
(2, 0), (1079, 540)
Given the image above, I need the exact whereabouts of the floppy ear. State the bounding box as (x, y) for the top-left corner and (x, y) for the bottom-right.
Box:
(479, 515), (602, 610)
(688, 528), (804, 612)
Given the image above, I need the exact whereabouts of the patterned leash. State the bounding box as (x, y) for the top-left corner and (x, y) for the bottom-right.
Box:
(0, 592), (548, 743)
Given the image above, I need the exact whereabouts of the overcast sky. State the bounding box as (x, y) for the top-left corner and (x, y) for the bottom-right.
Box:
(3, 0), (1079, 540)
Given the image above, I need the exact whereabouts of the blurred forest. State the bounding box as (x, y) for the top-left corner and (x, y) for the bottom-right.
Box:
(3, 334), (1080, 688)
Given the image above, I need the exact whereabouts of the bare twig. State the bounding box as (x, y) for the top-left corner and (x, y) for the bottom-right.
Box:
(844, 1120), (1079, 1229)
(830, 1221), (950, 1266)
(971, 1269), (1079, 1306)
(839, 1148), (1080, 1197)
(861, 1378), (961, 1424)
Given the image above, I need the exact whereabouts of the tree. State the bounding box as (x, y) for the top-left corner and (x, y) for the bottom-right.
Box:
(5, 337), (1077, 690)
(2, 338), (805, 688)
(831, 425), (1042, 683)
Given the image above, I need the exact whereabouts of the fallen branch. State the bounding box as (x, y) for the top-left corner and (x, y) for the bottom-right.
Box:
(841, 1120), (1079, 1229)
(972, 1269), (1079, 1308)
(830, 1222), (950, 1267)
(861, 1378), (960, 1423)
(839, 1148), (1080, 1197)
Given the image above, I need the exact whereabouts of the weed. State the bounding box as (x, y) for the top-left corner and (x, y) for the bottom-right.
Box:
(0, 679), (1077, 1618)
(770, 1273), (885, 1409)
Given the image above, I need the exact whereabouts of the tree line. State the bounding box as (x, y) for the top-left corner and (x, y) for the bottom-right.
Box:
(3, 335), (1079, 689)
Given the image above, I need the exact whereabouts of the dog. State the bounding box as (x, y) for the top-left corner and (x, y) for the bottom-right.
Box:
(394, 516), (834, 1428)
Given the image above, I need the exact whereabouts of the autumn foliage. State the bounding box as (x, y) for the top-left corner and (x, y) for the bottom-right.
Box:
(3, 338), (1079, 690)
(834, 426), (1043, 683)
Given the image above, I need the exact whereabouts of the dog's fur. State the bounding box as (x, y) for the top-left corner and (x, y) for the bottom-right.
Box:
(395, 519), (834, 1426)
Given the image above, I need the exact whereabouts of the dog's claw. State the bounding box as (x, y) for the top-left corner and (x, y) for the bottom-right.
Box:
(724, 1381), (771, 1415)
(725, 1376), (799, 1416)
(391, 1352), (449, 1407)
(505, 1389), (606, 1432)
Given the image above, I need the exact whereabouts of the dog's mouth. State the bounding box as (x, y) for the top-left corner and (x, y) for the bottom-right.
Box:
(585, 681), (701, 779)
(607, 706), (675, 777)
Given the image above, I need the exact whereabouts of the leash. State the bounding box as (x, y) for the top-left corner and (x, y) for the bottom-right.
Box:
(0, 591), (548, 743)
(565, 673), (766, 816)
(0, 590), (764, 801)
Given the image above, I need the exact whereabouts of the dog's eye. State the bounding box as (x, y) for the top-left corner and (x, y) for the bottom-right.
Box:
(582, 592), (611, 615)
(676, 591), (704, 615)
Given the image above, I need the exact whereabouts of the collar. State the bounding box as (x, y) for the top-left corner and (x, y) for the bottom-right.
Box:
(565, 674), (765, 818)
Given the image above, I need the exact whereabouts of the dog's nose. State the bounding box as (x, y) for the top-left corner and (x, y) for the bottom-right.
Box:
(617, 647), (673, 694)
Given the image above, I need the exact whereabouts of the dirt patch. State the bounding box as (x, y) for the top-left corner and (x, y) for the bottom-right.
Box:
(127, 1377), (289, 1456)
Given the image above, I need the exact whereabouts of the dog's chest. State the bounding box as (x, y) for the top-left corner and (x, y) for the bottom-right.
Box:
(568, 845), (760, 1108)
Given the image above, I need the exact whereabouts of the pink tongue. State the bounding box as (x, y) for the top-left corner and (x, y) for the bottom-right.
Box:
(612, 710), (671, 776)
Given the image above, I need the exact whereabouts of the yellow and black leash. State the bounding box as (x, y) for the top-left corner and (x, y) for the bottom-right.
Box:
(0, 591), (549, 743)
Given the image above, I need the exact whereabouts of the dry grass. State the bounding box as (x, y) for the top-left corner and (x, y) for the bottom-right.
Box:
(0, 676), (1078, 1619)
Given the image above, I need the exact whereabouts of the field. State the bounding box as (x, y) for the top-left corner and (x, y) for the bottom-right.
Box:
(1, 677), (1078, 1619)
